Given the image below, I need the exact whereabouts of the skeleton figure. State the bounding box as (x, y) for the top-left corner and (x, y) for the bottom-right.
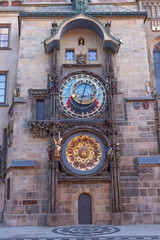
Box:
(115, 143), (120, 161)
(53, 138), (63, 157)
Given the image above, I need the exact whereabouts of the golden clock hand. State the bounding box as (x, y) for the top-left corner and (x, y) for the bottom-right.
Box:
(80, 85), (87, 104)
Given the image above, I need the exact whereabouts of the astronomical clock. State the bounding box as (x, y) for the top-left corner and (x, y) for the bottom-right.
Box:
(58, 72), (109, 178)
(59, 74), (107, 119)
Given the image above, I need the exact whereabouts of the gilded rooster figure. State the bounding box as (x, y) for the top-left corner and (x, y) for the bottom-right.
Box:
(53, 138), (63, 157)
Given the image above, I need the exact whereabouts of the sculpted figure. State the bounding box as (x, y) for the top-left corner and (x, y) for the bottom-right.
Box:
(145, 82), (151, 96)
(53, 138), (63, 157)
(115, 143), (120, 161)
(107, 144), (113, 160)
(47, 144), (52, 161)
(77, 53), (86, 65)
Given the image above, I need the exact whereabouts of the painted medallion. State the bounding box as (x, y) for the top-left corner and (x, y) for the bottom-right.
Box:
(59, 74), (107, 118)
(62, 133), (106, 175)
(66, 135), (101, 171)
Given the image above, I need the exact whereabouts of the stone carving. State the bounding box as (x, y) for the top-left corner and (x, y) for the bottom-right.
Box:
(142, 2), (160, 18)
(28, 121), (53, 138)
(77, 53), (86, 64)
(145, 82), (151, 96)
(14, 87), (20, 97)
(105, 20), (112, 32)
(53, 138), (63, 158)
(72, 0), (89, 11)
(47, 144), (53, 161)
(28, 89), (48, 98)
(107, 144), (113, 160)
(51, 21), (58, 35)
(115, 143), (120, 162)
(49, 75), (54, 93)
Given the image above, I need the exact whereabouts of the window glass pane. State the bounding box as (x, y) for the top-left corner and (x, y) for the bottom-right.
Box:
(66, 50), (74, 61)
(0, 89), (5, 95)
(1, 35), (8, 41)
(0, 82), (6, 88)
(2, 28), (8, 34)
(36, 100), (44, 120)
(0, 75), (6, 81)
(0, 41), (8, 47)
(0, 74), (6, 103)
(0, 27), (9, 47)
(89, 50), (97, 61)
(0, 96), (5, 103)
(1, 41), (8, 47)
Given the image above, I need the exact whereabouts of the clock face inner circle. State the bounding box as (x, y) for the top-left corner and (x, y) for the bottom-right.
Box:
(59, 74), (107, 118)
(72, 80), (97, 105)
(62, 133), (106, 175)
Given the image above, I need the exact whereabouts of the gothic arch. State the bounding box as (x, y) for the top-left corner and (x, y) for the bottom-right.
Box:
(149, 37), (160, 91)
(74, 190), (95, 224)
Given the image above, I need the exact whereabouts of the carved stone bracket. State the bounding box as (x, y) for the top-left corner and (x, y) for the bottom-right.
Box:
(28, 121), (53, 138)
(28, 89), (48, 99)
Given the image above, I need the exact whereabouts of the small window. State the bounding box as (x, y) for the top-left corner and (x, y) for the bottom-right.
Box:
(79, 37), (84, 46)
(0, 1), (8, 6)
(0, 74), (6, 104)
(11, 1), (21, 6)
(66, 50), (74, 61)
(89, 50), (97, 61)
(153, 43), (160, 94)
(36, 99), (44, 120)
(0, 27), (9, 48)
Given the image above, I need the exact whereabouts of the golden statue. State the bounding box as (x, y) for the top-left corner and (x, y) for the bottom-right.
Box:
(53, 138), (63, 158)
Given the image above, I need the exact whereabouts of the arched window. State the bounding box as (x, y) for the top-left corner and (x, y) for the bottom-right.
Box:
(153, 42), (160, 94)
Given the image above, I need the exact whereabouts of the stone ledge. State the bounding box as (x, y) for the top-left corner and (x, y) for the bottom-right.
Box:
(125, 97), (155, 101)
(137, 156), (160, 166)
(0, 104), (9, 107)
(7, 160), (36, 172)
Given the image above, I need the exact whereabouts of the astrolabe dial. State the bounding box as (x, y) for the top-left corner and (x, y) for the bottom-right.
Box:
(62, 133), (106, 175)
(72, 80), (97, 105)
(59, 74), (107, 119)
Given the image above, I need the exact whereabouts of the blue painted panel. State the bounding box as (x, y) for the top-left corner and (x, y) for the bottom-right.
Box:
(155, 64), (160, 78)
(153, 52), (160, 63)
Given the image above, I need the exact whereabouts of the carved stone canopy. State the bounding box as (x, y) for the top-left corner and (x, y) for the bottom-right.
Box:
(44, 14), (121, 53)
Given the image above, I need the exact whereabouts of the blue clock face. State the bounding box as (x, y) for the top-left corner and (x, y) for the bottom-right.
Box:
(59, 74), (107, 119)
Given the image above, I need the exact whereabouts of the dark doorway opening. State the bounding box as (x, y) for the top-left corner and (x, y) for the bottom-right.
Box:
(78, 193), (92, 224)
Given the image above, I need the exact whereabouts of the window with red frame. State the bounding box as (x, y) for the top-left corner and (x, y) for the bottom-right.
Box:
(0, 1), (8, 6)
(11, 1), (22, 6)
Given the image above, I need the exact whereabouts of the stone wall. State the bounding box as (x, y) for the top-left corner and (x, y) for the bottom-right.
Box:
(119, 165), (160, 224)
(4, 166), (48, 226)
(47, 181), (111, 226)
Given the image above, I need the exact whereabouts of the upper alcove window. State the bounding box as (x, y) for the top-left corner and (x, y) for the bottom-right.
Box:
(11, 1), (22, 6)
(89, 50), (97, 61)
(153, 42), (160, 94)
(0, 1), (8, 6)
(66, 50), (74, 61)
